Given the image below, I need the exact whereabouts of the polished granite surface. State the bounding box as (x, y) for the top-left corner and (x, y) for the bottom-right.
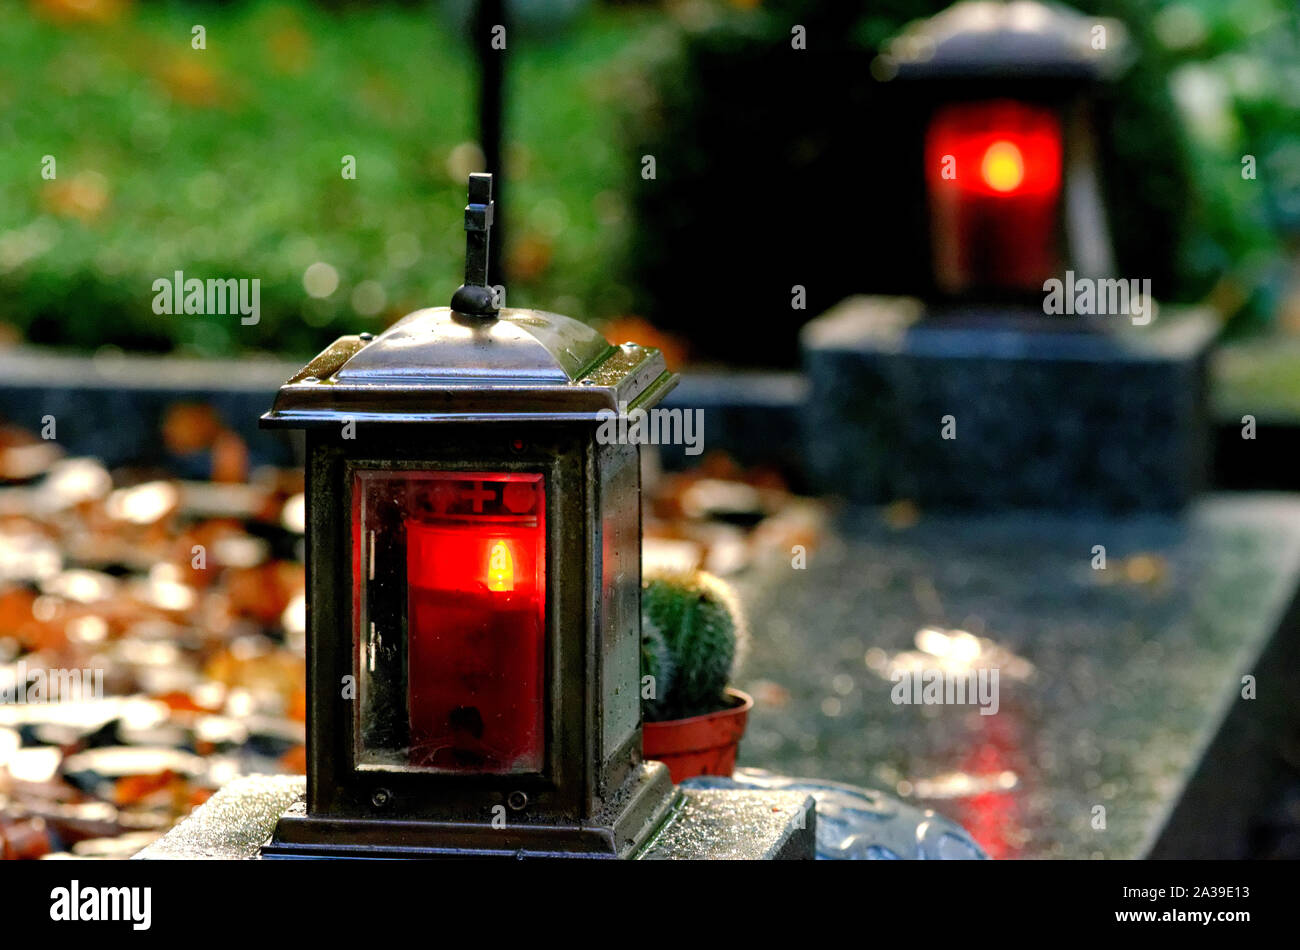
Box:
(731, 494), (1300, 858)
(135, 774), (815, 860)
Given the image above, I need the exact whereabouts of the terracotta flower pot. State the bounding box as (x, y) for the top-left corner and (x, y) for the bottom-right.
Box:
(642, 688), (753, 784)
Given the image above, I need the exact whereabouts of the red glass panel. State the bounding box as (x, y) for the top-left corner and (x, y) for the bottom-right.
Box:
(925, 100), (1064, 293)
(353, 471), (545, 774)
(406, 473), (545, 773)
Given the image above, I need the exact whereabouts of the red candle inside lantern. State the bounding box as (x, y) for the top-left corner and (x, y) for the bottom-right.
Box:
(925, 99), (1064, 294)
(404, 473), (545, 773)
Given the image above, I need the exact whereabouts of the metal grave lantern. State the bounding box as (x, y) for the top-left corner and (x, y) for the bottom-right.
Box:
(258, 174), (680, 858)
(878, 0), (1130, 302)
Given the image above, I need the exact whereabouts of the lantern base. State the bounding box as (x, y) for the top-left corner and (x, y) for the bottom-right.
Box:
(259, 761), (678, 860)
(134, 770), (817, 860)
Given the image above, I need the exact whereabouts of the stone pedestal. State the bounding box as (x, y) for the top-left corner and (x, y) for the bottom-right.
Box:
(800, 297), (1216, 511)
(133, 775), (815, 860)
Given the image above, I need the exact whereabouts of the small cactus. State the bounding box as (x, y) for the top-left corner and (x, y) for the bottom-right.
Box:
(641, 569), (746, 721)
(639, 612), (675, 721)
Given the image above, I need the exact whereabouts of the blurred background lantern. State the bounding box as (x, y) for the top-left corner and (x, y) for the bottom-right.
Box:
(878, 0), (1131, 308)
(800, 2), (1215, 512)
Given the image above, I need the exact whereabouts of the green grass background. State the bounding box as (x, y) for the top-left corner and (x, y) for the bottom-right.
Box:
(0, 0), (651, 357)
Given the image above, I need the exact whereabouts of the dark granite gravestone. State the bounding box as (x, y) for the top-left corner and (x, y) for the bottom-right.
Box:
(801, 296), (1216, 511)
(728, 494), (1300, 858)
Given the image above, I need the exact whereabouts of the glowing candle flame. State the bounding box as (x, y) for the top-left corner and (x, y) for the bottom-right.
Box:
(981, 140), (1025, 193)
(487, 540), (514, 592)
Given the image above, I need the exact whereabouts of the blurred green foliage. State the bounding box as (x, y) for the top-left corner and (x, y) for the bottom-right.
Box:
(0, 0), (648, 356)
(1141, 0), (1300, 335)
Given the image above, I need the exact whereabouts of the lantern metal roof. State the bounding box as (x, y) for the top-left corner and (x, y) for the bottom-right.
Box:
(262, 173), (676, 428)
(878, 0), (1130, 83)
(260, 307), (675, 427)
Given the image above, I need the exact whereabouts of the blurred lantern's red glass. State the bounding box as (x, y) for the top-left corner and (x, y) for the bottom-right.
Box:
(925, 100), (1063, 293)
(404, 473), (545, 773)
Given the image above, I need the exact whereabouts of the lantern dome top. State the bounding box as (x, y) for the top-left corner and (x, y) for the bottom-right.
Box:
(879, 0), (1130, 83)
(339, 305), (616, 384)
(260, 306), (676, 427)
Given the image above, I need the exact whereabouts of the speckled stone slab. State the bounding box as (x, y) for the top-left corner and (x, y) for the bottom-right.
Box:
(640, 789), (813, 860)
(134, 776), (815, 860)
(684, 768), (987, 859)
(801, 296), (1216, 511)
(134, 775), (305, 860)
(731, 494), (1300, 858)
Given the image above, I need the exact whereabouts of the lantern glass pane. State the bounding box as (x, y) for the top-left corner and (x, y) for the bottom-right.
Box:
(924, 99), (1064, 293)
(353, 470), (546, 774)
